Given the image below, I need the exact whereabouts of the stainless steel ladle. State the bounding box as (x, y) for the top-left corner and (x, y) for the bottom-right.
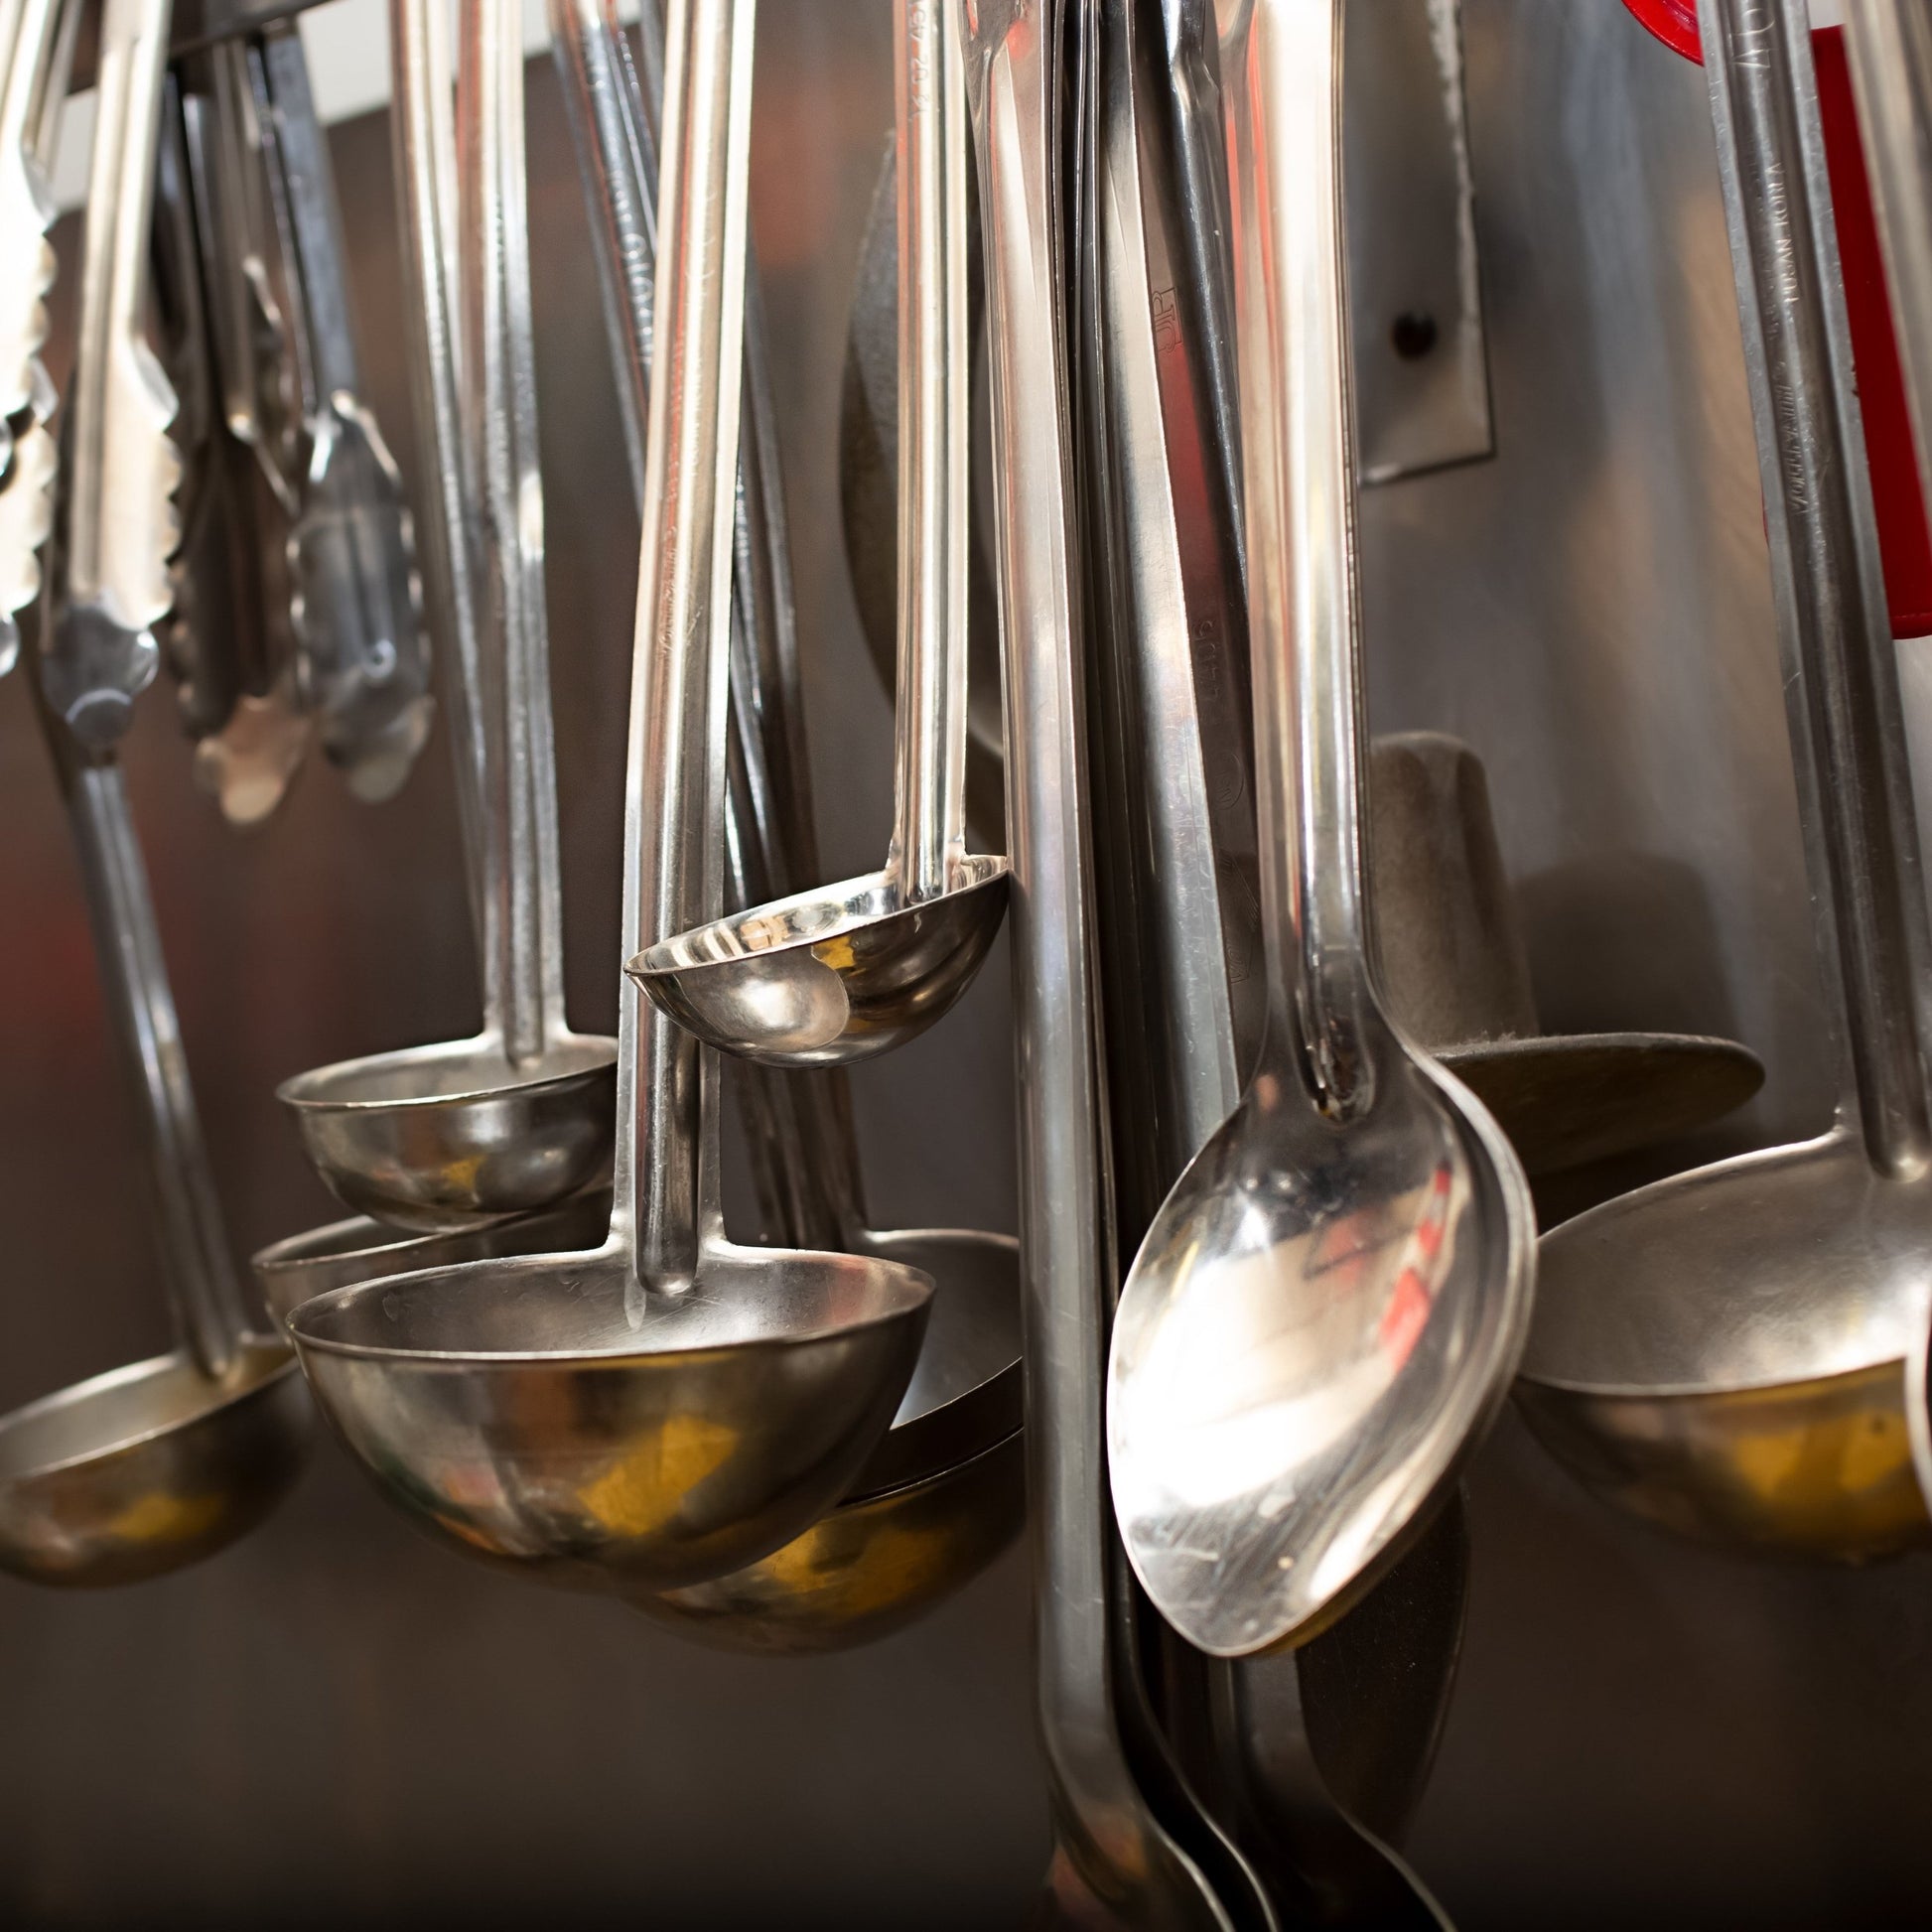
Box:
(627, 0), (1006, 1069)
(543, 0), (1019, 1653)
(1522, 0), (1932, 1561)
(0, 0), (308, 1586)
(1843, 2), (1932, 1515)
(1106, 0), (1534, 1661)
(275, 0), (616, 1232)
(285, 0), (929, 1599)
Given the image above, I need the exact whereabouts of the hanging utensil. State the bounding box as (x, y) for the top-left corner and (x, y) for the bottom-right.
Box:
(284, 0), (930, 1599)
(0, 0), (308, 1587)
(0, 0), (72, 673)
(629, 0), (1008, 1070)
(1521, 0), (1932, 1562)
(962, 1), (1257, 1923)
(255, 23), (436, 802)
(1107, 0), (1533, 1662)
(275, 0), (617, 1233)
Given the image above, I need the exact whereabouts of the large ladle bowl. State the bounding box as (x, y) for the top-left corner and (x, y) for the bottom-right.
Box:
(1520, 1135), (1929, 1556)
(288, 1235), (928, 1591)
(0, 1340), (307, 1586)
(1523, 0), (1932, 1565)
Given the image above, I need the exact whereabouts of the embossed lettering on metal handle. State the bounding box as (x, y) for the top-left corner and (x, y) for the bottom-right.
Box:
(45, 0), (181, 748)
(1701, 0), (1932, 1173)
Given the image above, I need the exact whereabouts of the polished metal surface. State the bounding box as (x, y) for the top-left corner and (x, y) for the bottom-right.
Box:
(1108, 0), (1534, 1660)
(1524, 0), (1932, 1562)
(0, 0), (69, 671)
(966, 0), (1244, 1922)
(251, 1188), (612, 1324)
(632, 0), (1007, 1069)
(275, 0), (617, 1233)
(288, 0), (930, 1598)
(551, 0), (1020, 1649)
(260, 23), (436, 802)
(1347, 0), (1493, 485)
(1085, 9), (1454, 1915)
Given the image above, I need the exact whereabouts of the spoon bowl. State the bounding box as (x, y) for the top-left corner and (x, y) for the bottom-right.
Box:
(1520, 1132), (1932, 1558)
(253, 1188), (614, 1324)
(277, 1032), (617, 1232)
(0, 1339), (310, 1587)
(632, 857), (1008, 1066)
(288, 1237), (928, 1591)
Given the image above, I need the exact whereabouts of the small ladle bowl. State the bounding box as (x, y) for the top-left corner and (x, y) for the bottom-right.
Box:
(287, 1236), (929, 1592)
(1519, 1134), (1932, 1559)
(0, 1339), (309, 1587)
(631, 857), (1008, 1067)
(276, 1034), (618, 1233)
(253, 1187), (613, 1326)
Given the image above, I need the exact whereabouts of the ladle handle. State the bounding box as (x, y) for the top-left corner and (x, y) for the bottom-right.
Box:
(619, 0), (755, 1285)
(961, 1), (1233, 1920)
(1217, 0), (1372, 1116)
(54, 751), (248, 1373)
(885, 0), (972, 902)
(459, 0), (566, 1066)
(1701, 0), (1932, 1173)
(1845, 3), (1932, 551)
(390, 0), (490, 953)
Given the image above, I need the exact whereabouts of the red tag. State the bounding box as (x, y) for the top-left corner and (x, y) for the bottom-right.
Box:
(1617, 8), (1932, 636)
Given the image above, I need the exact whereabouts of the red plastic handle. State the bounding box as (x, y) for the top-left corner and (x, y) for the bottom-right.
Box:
(1619, 6), (1932, 636)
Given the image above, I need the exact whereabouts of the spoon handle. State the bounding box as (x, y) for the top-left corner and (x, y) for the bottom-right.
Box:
(1217, 0), (1371, 1115)
(53, 752), (248, 1374)
(962, 1), (1237, 1922)
(620, 0), (755, 1284)
(390, 0), (491, 964)
(1845, 4), (1932, 591)
(884, 0), (972, 902)
(1700, 0), (1932, 1172)
(459, 0), (568, 1066)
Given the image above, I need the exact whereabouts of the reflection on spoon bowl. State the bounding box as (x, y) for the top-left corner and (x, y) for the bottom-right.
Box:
(630, 857), (1009, 1067)
(287, 1241), (931, 1592)
(0, 1339), (311, 1587)
(277, 1032), (618, 1233)
(1520, 1133), (1932, 1560)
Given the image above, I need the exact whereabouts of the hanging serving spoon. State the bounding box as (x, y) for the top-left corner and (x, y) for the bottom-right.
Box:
(275, 0), (617, 1233)
(284, 0), (929, 1597)
(627, 0), (1007, 1069)
(0, 0), (308, 1585)
(1107, 0), (1533, 1661)
(1521, 0), (1932, 1561)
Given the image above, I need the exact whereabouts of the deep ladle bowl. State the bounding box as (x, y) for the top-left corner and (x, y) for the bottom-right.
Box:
(276, 1035), (618, 1233)
(287, 1237), (929, 1592)
(0, 1339), (309, 1587)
